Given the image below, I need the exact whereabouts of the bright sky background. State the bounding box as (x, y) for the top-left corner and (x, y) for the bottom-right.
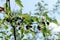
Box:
(0, 0), (60, 24)
(0, 0), (57, 13)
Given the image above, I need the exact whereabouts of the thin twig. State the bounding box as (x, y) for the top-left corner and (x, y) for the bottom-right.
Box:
(12, 25), (16, 40)
(13, 26), (16, 40)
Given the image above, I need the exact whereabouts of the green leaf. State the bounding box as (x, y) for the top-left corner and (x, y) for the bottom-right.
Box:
(4, 14), (9, 18)
(51, 19), (58, 24)
(31, 16), (38, 22)
(3, 3), (6, 11)
(4, 25), (8, 30)
(0, 19), (2, 26)
(15, 0), (23, 7)
(10, 28), (14, 33)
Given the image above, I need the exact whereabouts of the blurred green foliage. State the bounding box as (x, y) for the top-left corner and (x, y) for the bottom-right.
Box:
(0, 0), (58, 40)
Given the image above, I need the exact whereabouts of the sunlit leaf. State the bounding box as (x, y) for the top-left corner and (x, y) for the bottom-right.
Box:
(15, 0), (23, 7)
(4, 25), (8, 30)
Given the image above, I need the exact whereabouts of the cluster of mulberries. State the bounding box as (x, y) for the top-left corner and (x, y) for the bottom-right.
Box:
(5, 16), (24, 23)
